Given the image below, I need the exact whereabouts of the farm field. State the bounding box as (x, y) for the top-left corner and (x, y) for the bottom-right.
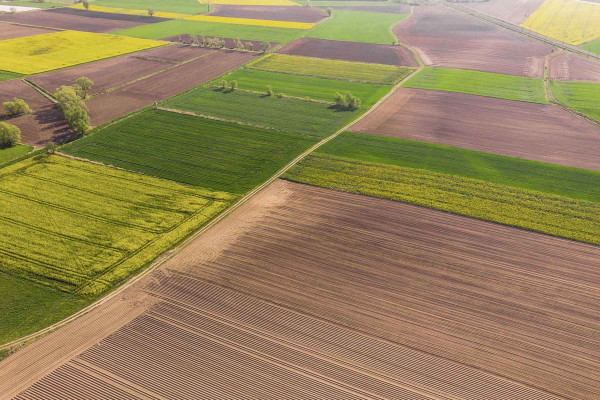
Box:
(305, 9), (408, 44)
(92, 0), (208, 14)
(214, 69), (392, 106)
(163, 86), (361, 137)
(62, 6), (177, 20)
(63, 110), (317, 192)
(0, 71), (23, 82)
(0, 145), (31, 166)
(114, 18), (304, 42)
(549, 52), (600, 81)
(0, 30), (166, 75)
(551, 80), (600, 122)
(207, 4), (327, 22)
(0, 24), (54, 40)
(248, 54), (414, 84)
(350, 88), (600, 170)
(393, 5), (552, 77)
(521, 0), (600, 45)
(183, 15), (316, 29)
(465, 0), (545, 24)
(583, 39), (600, 54)
(277, 37), (418, 66)
(403, 67), (548, 103)
(198, 0), (300, 5)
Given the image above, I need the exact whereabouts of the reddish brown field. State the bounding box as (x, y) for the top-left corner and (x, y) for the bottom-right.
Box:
(350, 88), (600, 170)
(45, 7), (171, 24)
(327, 5), (410, 12)
(549, 51), (600, 81)
(135, 43), (218, 62)
(278, 37), (418, 66)
(465, 0), (545, 24)
(393, 5), (552, 77)
(86, 50), (255, 125)
(0, 80), (52, 115)
(5, 180), (600, 399)
(0, 9), (145, 33)
(30, 47), (215, 96)
(0, 23), (54, 40)
(208, 4), (327, 22)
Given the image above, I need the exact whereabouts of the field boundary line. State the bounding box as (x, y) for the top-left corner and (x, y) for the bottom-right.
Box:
(0, 58), (422, 353)
(0, 20), (65, 32)
(21, 79), (57, 104)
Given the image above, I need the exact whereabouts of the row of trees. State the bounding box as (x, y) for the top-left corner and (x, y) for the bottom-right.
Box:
(54, 76), (94, 135)
(181, 35), (271, 52)
(1, 98), (29, 148)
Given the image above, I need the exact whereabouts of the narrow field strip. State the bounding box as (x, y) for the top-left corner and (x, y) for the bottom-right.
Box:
(403, 67), (549, 104)
(183, 15), (315, 29)
(550, 80), (600, 122)
(197, 0), (300, 5)
(92, 0), (206, 14)
(0, 70), (24, 82)
(70, 4), (189, 19)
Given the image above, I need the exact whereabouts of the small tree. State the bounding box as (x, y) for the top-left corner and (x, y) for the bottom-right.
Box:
(326, 7), (332, 17)
(266, 85), (274, 96)
(220, 79), (228, 90)
(45, 142), (58, 154)
(82, 0), (89, 9)
(74, 76), (93, 99)
(147, 8), (155, 17)
(0, 122), (21, 148)
(190, 34), (199, 46)
(334, 92), (361, 110)
(245, 42), (253, 51)
(234, 38), (244, 50)
(3, 98), (30, 116)
(304, 0), (312, 7)
(260, 41), (270, 53)
(334, 92), (347, 108)
(229, 80), (238, 91)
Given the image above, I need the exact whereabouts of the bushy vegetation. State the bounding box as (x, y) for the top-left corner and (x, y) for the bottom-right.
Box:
(248, 54), (414, 84)
(334, 91), (361, 110)
(550, 80), (600, 122)
(54, 85), (90, 134)
(0, 122), (21, 148)
(2, 98), (30, 116)
(63, 110), (318, 193)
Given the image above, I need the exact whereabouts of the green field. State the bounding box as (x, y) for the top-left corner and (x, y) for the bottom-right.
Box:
(248, 54), (414, 84)
(284, 153), (600, 245)
(0, 144), (32, 166)
(163, 86), (360, 137)
(317, 132), (600, 203)
(581, 39), (600, 54)
(92, 0), (207, 14)
(0, 273), (89, 345)
(306, 10), (408, 44)
(214, 69), (392, 107)
(403, 67), (548, 103)
(63, 110), (317, 193)
(0, 70), (24, 82)
(0, 155), (236, 298)
(114, 19), (304, 42)
(550, 80), (600, 121)
(0, 0), (72, 8)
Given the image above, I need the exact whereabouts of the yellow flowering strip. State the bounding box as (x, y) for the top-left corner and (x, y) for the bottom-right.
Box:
(70, 4), (190, 19)
(198, 0), (299, 5)
(183, 15), (315, 29)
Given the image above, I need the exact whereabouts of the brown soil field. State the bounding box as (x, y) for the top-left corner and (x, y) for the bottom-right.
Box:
(327, 5), (410, 12)
(86, 49), (255, 125)
(393, 5), (552, 77)
(208, 4), (328, 22)
(0, 23), (54, 40)
(350, 88), (600, 170)
(549, 51), (600, 81)
(0, 80), (52, 116)
(465, 0), (545, 24)
(5, 180), (600, 399)
(29, 46), (215, 96)
(44, 7), (171, 24)
(0, 9), (145, 33)
(278, 37), (418, 66)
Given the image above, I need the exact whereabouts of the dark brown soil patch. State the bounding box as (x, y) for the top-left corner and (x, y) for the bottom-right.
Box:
(0, 22), (54, 40)
(465, 0), (545, 24)
(134, 44), (218, 62)
(549, 51), (600, 82)
(208, 4), (327, 22)
(44, 7), (171, 24)
(350, 88), (600, 170)
(325, 5), (410, 12)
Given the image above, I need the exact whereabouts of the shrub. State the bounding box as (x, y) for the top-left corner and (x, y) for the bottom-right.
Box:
(260, 41), (270, 53)
(54, 85), (90, 134)
(334, 92), (361, 110)
(266, 85), (274, 96)
(147, 8), (154, 17)
(220, 79), (228, 90)
(326, 7), (332, 17)
(3, 98), (30, 116)
(82, 0), (89, 9)
(0, 122), (21, 148)
(229, 80), (238, 91)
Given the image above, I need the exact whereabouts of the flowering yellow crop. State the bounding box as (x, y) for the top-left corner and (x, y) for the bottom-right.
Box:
(183, 15), (314, 29)
(197, 0), (299, 5)
(70, 4), (189, 19)
(522, 0), (600, 45)
(0, 30), (167, 74)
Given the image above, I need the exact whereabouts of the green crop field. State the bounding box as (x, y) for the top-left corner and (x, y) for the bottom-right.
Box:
(284, 153), (600, 246)
(248, 54), (414, 84)
(0, 71), (24, 82)
(163, 86), (360, 137)
(0, 144), (32, 166)
(582, 39), (600, 54)
(93, 0), (208, 14)
(403, 67), (549, 103)
(317, 132), (600, 203)
(1, 0), (72, 8)
(214, 69), (392, 107)
(306, 10), (408, 44)
(114, 19), (304, 42)
(63, 110), (317, 193)
(550, 80), (600, 121)
(0, 155), (236, 298)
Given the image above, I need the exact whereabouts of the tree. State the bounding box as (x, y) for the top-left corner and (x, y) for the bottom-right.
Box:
(0, 122), (21, 148)
(229, 80), (238, 91)
(54, 85), (90, 135)
(266, 85), (274, 96)
(235, 38), (244, 50)
(148, 8), (155, 17)
(326, 7), (332, 17)
(74, 76), (93, 99)
(3, 98), (30, 116)
(220, 79), (228, 90)
(304, 0), (312, 7)
(260, 41), (270, 53)
(82, 0), (89, 9)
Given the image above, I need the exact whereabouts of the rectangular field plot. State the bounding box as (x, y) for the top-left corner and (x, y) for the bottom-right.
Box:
(0, 30), (166, 74)
(92, 0), (207, 14)
(403, 67), (548, 103)
(0, 71), (24, 82)
(214, 69), (392, 107)
(248, 54), (414, 84)
(0, 155), (236, 297)
(63, 110), (317, 193)
(163, 86), (360, 137)
(551, 80), (600, 122)
(183, 15), (316, 29)
(0, 145), (32, 166)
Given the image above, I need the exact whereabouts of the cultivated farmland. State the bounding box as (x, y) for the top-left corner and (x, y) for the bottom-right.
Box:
(63, 109), (317, 192)
(0, 145), (31, 166)
(465, 0), (545, 24)
(91, 0), (207, 14)
(403, 67), (548, 103)
(183, 15), (316, 30)
(549, 51), (600, 81)
(551, 80), (600, 121)
(207, 4), (327, 22)
(0, 24), (54, 40)
(583, 39), (600, 54)
(0, 30), (166, 75)
(248, 54), (414, 84)
(197, 0), (300, 5)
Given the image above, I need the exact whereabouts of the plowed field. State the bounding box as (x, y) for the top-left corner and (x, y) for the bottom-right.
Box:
(465, 0), (545, 24)
(349, 88), (600, 170)
(549, 52), (600, 82)
(208, 4), (327, 22)
(0, 23), (54, 40)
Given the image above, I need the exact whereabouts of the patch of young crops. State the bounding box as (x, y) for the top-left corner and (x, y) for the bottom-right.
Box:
(0, 144), (31, 166)
(70, 4), (191, 18)
(247, 54), (414, 85)
(63, 109), (317, 193)
(92, 0), (206, 14)
(163, 86), (360, 137)
(550, 80), (600, 122)
(0, 155), (236, 297)
(284, 153), (600, 245)
(0, 70), (24, 82)
(403, 67), (549, 104)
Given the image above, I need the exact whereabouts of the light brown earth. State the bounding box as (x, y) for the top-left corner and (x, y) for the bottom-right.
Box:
(549, 51), (600, 81)
(86, 49), (255, 125)
(3, 180), (600, 399)
(277, 37), (419, 66)
(393, 5), (552, 77)
(0, 23), (54, 40)
(465, 0), (545, 24)
(326, 5), (410, 13)
(350, 87), (600, 170)
(208, 4), (328, 22)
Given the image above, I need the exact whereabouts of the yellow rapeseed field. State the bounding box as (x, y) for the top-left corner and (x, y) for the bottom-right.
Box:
(197, 0), (299, 5)
(0, 30), (167, 74)
(522, 0), (600, 45)
(70, 4), (189, 19)
(183, 15), (315, 29)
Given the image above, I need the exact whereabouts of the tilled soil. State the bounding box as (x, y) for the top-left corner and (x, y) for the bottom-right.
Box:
(549, 51), (600, 81)
(326, 5), (410, 13)
(44, 7), (171, 24)
(208, 4), (328, 22)
(0, 23), (54, 40)
(465, 0), (545, 24)
(6, 180), (600, 399)
(393, 5), (552, 77)
(277, 37), (418, 66)
(350, 87), (600, 170)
